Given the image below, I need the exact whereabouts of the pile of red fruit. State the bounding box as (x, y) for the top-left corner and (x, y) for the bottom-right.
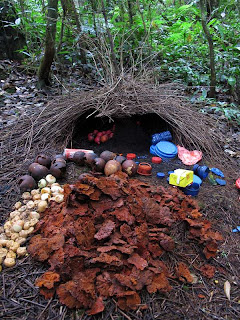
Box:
(88, 125), (115, 145)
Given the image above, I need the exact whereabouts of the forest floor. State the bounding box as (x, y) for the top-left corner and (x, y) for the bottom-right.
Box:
(0, 60), (240, 320)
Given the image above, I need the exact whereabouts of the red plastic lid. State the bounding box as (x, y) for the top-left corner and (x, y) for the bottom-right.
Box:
(152, 156), (162, 164)
(236, 178), (240, 189)
(127, 153), (136, 160)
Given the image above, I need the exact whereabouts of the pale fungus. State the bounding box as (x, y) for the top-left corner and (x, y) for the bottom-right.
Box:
(30, 211), (40, 220)
(31, 189), (40, 196)
(46, 174), (56, 185)
(54, 194), (64, 203)
(37, 200), (48, 213)
(10, 211), (19, 218)
(6, 250), (16, 259)
(29, 218), (39, 227)
(15, 237), (26, 245)
(41, 193), (50, 201)
(23, 221), (31, 230)
(12, 224), (23, 233)
(18, 205), (27, 212)
(4, 257), (16, 268)
(51, 183), (61, 188)
(4, 221), (12, 230)
(0, 239), (8, 246)
(10, 233), (19, 241)
(41, 187), (51, 194)
(19, 230), (29, 238)
(51, 185), (62, 193)
(26, 227), (34, 235)
(0, 248), (8, 258)
(6, 240), (15, 248)
(10, 242), (20, 252)
(38, 178), (47, 189)
(17, 246), (27, 257)
(33, 194), (41, 201)
(0, 234), (7, 241)
(15, 202), (22, 210)
(26, 200), (35, 209)
(22, 192), (32, 200)
(5, 229), (11, 237)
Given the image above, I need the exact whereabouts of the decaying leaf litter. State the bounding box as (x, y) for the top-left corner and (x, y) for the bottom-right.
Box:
(27, 172), (223, 314)
(0, 76), (240, 319)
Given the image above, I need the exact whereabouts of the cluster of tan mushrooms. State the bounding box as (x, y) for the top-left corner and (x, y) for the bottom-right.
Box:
(0, 174), (64, 270)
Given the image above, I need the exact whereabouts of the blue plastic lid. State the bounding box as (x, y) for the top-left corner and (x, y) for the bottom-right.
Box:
(168, 171), (174, 175)
(150, 145), (157, 155)
(155, 141), (177, 159)
(216, 178), (226, 186)
(193, 174), (202, 185)
(157, 172), (165, 178)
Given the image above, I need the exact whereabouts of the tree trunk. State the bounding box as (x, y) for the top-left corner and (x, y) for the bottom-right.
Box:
(127, 0), (133, 26)
(90, 0), (98, 36)
(101, 0), (120, 76)
(200, 0), (216, 98)
(38, 0), (58, 87)
(69, 0), (86, 64)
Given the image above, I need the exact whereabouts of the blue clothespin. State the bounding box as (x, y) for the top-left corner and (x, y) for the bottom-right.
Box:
(210, 168), (225, 178)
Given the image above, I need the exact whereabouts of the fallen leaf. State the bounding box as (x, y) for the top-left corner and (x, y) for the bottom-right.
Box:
(224, 280), (231, 301)
(176, 262), (193, 283)
(127, 253), (148, 270)
(94, 220), (116, 240)
(87, 296), (105, 315)
(200, 264), (216, 279)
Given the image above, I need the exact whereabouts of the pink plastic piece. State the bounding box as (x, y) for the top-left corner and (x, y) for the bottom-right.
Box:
(177, 146), (202, 166)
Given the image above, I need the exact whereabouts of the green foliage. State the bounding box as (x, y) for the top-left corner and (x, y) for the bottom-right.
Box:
(7, 0), (240, 101)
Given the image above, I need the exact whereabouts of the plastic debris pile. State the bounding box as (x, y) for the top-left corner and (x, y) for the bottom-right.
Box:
(28, 172), (222, 314)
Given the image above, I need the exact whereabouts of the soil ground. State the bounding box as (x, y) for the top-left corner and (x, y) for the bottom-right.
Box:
(0, 63), (240, 320)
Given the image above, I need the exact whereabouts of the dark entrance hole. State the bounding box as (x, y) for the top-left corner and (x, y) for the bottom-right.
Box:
(70, 111), (170, 154)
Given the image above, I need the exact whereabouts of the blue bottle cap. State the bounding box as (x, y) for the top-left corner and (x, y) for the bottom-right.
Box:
(157, 172), (165, 178)
(215, 178), (226, 186)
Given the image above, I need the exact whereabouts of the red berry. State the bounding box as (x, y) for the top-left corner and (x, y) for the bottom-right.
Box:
(94, 136), (101, 144)
(101, 134), (108, 143)
(88, 133), (94, 142)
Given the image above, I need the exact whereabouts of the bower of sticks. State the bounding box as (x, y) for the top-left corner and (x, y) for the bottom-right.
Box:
(0, 78), (239, 320)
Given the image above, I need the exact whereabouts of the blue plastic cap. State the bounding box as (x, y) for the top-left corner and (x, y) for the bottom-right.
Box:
(216, 178), (226, 186)
(157, 172), (165, 178)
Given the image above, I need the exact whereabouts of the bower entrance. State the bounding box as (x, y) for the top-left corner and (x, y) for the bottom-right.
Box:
(71, 112), (170, 154)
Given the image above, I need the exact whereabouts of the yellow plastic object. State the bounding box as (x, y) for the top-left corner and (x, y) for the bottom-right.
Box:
(169, 169), (193, 187)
